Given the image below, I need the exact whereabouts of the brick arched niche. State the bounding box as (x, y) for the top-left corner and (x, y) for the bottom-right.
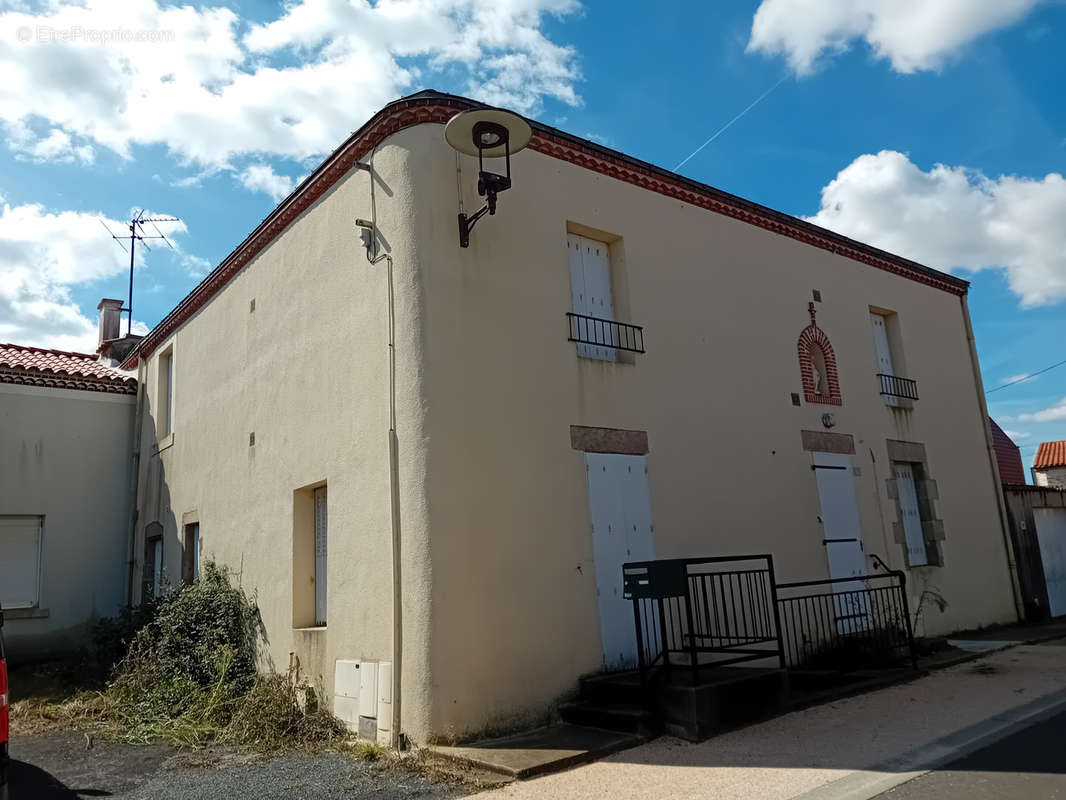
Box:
(798, 302), (842, 405)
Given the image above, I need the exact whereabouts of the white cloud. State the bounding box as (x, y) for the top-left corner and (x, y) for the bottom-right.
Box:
(1018, 399), (1066, 423)
(1014, 401), (1066, 426)
(1004, 373), (1038, 385)
(1003, 429), (1031, 440)
(806, 151), (1066, 306)
(0, 201), (189, 351)
(238, 164), (296, 202)
(748, 0), (1046, 75)
(0, 0), (581, 171)
(3, 119), (94, 163)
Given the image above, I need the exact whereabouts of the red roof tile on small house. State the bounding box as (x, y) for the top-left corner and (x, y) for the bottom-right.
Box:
(0, 343), (137, 395)
(1034, 440), (1066, 470)
(989, 418), (1025, 485)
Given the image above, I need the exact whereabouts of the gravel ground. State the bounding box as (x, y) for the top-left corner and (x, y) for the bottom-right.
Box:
(4, 731), (469, 800)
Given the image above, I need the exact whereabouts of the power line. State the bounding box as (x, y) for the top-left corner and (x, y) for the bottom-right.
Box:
(986, 357), (1066, 394)
(674, 75), (789, 172)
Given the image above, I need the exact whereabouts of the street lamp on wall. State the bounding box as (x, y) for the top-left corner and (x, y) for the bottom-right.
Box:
(444, 108), (532, 248)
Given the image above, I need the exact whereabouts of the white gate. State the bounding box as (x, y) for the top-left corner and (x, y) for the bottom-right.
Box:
(1034, 507), (1066, 617)
(585, 453), (654, 670)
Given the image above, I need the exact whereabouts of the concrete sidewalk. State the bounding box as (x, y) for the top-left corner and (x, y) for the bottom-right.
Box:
(489, 641), (1066, 800)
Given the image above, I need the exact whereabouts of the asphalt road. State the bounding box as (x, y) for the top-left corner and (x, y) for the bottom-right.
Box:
(874, 708), (1066, 799)
(1, 731), (466, 800)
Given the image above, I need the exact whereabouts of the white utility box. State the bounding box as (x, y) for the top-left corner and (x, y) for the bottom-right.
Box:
(332, 659), (360, 730)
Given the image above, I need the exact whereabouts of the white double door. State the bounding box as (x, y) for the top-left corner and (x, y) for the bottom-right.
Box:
(585, 453), (655, 670)
(812, 451), (871, 632)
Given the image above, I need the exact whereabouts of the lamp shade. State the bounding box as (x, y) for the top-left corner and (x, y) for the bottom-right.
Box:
(444, 108), (532, 158)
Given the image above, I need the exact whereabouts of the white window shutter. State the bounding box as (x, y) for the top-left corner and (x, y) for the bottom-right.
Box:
(0, 516), (41, 609)
(314, 486), (328, 625)
(894, 464), (928, 566)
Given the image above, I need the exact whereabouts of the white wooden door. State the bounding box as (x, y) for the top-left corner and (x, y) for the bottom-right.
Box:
(1034, 508), (1066, 617)
(586, 453), (654, 670)
(870, 313), (899, 406)
(567, 234), (616, 361)
(812, 452), (871, 632)
(893, 463), (928, 566)
(314, 486), (328, 626)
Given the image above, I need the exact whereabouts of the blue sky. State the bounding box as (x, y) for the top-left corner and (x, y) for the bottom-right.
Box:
(1, 0), (1064, 469)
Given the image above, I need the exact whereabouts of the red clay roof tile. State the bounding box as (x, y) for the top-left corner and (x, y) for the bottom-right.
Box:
(0, 343), (137, 395)
(1034, 440), (1066, 470)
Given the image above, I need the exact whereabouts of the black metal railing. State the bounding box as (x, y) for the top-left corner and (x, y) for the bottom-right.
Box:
(878, 373), (919, 400)
(567, 312), (645, 353)
(623, 555), (786, 684)
(776, 571), (917, 671)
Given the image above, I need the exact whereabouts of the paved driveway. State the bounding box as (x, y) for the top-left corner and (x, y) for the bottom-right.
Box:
(491, 642), (1066, 800)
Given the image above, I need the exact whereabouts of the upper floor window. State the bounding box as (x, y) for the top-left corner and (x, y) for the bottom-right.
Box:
(568, 233), (618, 361)
(870, 311), (918, 403)
(159, 347), (174, 435)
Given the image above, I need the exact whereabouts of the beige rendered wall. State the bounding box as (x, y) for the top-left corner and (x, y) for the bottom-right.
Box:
(400, 122), (1019, 738)
(131, 128), (435, 737)
(0, 383), (134, 661)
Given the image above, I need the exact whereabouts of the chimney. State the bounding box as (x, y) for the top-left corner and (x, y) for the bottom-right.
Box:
(97, 298), (123, 347)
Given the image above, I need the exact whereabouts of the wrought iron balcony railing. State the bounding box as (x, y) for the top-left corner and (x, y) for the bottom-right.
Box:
(567, 312), (645, 354)
(878, 373), (919, 401)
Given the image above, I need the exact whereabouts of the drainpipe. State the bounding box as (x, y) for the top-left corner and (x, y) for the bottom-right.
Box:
(960, 294), (1024, 621)
(125, 359), (147, 606)
(360, 154), (403, 749)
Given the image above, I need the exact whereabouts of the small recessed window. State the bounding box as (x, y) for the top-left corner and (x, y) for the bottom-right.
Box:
(183, 522), (200, 583)
(293, 482), (327, 628)
(159, 348), (175, 436)
(144, 534), (163, 599)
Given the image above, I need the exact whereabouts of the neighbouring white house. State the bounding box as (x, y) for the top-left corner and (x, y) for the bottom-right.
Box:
(0, 301), (139, 661)
(115, 90), (1020, 745)
(1034, 441), (1066, 489)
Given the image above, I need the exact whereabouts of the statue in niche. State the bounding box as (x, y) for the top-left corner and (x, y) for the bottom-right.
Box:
(810, 358), (827, 396)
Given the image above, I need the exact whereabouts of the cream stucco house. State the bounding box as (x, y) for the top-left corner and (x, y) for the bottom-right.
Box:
(1, 302), (138, 661)
(119, 90), (1021, 744)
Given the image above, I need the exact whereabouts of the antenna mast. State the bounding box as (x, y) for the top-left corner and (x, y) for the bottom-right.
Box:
(102, 210), (180, 336)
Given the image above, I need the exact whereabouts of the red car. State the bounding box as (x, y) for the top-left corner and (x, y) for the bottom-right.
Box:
(1, 606), (7, 786)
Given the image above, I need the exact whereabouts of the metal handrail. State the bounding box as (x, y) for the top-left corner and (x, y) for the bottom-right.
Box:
(776, 570), (917, 671)
(877, 373), (919, 400)
(567, 312), (645, 353)
(623, 554), (786, 685)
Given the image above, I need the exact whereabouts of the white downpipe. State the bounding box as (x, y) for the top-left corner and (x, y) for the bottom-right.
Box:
(362, 153), (403, 749)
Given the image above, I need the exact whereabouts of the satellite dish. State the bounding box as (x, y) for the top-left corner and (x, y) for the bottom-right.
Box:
(444, 109), (531, 158)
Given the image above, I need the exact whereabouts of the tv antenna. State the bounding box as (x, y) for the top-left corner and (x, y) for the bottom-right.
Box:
(101, 210), (180, 336)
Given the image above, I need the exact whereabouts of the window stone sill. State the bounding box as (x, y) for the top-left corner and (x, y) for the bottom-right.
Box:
(3, 607), (50, 620)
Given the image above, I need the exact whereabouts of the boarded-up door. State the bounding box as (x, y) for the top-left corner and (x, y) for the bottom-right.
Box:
(585, 453), (654, 670)
(812, 452), (871, 632)
(1034, 507), (1066, 617)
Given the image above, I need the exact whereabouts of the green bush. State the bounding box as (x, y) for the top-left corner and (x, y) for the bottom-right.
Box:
(53, 560), (344, 751)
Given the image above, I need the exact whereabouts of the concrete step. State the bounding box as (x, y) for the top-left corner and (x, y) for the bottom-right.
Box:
(558, 700), (660, 736)
(577, 671), (646, 705)
(427, 724), (643, 780)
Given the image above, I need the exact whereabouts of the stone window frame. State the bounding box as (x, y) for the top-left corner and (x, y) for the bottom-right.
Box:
(884, 440), (945, 567)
